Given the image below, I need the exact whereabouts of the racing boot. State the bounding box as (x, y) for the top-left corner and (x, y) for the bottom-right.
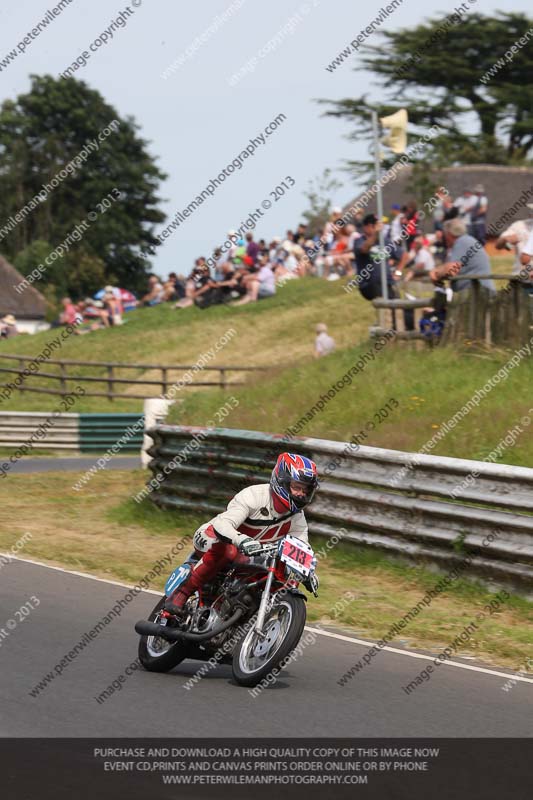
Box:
(163, 584), (194, 618)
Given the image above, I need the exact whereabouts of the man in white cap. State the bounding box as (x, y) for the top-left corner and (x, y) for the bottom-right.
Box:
(497, 203), (533, 284)
(519, 206), (533, 296)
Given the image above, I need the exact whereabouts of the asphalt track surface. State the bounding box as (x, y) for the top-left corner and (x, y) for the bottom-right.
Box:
(0, 558), (531, 737)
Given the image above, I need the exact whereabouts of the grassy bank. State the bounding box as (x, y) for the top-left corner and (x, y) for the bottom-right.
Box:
(0, 469), (531, 671)
(0, 278), (374, 413)
(169, 339), (533, 467)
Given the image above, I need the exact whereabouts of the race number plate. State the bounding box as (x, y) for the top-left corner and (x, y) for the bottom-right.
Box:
(279, 535), (314, 577)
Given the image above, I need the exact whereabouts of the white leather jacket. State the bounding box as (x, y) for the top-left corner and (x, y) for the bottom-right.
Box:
(199, 483), (308, 547)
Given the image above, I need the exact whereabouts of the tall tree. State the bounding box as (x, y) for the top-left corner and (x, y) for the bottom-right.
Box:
(0, 74), (166, 296)
(301, 169), (343, 235)
(321, 12), (533, 176)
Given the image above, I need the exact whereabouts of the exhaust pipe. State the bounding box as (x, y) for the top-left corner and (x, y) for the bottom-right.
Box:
(135, 607), (244, 643)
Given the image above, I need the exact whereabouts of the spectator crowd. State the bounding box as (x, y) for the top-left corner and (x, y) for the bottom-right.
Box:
(4, 178), (531, 346)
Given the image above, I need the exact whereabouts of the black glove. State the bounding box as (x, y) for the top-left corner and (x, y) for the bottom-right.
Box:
(303, 572), (319, 596)
(239, 537), (263, 557)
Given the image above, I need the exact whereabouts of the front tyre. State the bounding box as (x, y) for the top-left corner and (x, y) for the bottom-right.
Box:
(138, 597), (189, 673)
(232, 593), (306, 687)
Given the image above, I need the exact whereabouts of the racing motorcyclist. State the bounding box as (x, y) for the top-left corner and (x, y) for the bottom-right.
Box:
(164, 452), (319, 616)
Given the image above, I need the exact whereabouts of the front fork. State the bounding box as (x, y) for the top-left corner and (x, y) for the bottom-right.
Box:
(254, 554), (277, 637)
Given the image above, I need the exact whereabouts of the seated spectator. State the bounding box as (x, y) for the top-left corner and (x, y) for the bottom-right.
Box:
(175, 262), (212, 309)
(0, 314), (18, 339)
(57, 297), (82, 326)
(318, 228), (351, 280)
(214, 261), (239, 301)
(273, 244), (300, 283)
(403, 236), (435, 281)
(431, 218), (495, 293)
(77, 299), (110, 330)
(314, 323), (335, 357)
(141, 274), (165, 306)
(431, 229), (448, 263)
(118, 288), (138, 312)
(162, 272), (185, 302)
(103, 288), (123, 325)
(269, 236), (282, 262)
(233, 256), (276, 305)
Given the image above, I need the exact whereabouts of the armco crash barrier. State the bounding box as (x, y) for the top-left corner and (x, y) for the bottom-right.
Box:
(146, 426), (533, 593)
(0, 411), (143, 452)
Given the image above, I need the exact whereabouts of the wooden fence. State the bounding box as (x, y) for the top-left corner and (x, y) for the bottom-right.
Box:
(0, 354), (264, 401)
(373, 274), (533, 348)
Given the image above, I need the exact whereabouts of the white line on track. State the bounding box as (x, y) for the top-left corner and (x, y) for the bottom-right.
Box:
(3, 553), (533, 686)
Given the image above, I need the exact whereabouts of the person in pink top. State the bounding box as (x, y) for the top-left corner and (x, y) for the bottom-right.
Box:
(59, 297), (80, 325)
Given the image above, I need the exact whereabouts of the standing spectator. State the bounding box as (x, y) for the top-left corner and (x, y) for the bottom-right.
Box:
(439, 192), (459, 224)
(0, 314), (18, 339)
(471, 184), (489, 244)
(431, 218), (495, 293)
(402, 201), (421, 250)
(432, 187), (451, 231)
(353, 214), (394, 300)
(390, 204), (403, 242)
(353, 210), (364, 234)
(314, 323), (336, 357)
(227, 231), (239, 262)
(322, 207), (343, 251)
(245, 232), (259, 265)
(453, 188), (477, 235)
(294, 223), (308, 245)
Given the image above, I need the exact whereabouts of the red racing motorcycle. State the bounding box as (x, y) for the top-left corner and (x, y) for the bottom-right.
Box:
(135, 534), (318, 687)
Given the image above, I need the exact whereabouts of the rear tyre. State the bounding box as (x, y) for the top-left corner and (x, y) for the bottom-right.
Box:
(232, 593), (307, 687)
(138, 597), (189, 673)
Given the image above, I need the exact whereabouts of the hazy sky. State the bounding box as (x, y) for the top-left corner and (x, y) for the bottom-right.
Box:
(1, 0), (530, 279)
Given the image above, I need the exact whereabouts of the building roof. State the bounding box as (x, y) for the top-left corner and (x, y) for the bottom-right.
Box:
(0, 255), (47, 319)
(346, 164), (533, 235)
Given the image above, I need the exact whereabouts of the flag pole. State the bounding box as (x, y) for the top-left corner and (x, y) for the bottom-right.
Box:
(371, 110), (388, 300)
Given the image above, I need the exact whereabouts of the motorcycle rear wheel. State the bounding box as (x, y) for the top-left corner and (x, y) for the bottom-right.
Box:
(138, 597), (189, 673)
(232, 593), (306, 687)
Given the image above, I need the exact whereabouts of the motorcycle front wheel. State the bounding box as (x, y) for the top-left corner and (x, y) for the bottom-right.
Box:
(138, 597), (189, 673)
(232, 593), (306, 687)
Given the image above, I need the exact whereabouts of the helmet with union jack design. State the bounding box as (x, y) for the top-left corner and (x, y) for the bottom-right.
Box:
(270, 452), (318, 513)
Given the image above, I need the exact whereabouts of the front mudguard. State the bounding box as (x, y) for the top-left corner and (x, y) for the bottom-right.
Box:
(285, 587), (307, 601)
